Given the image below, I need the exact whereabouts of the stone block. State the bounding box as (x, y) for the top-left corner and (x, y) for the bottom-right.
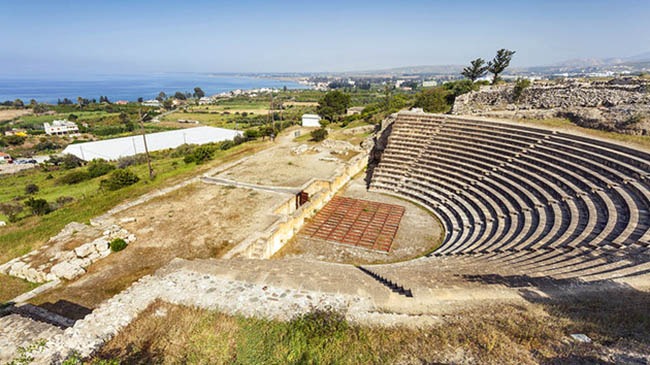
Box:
(50, 261), (86, 280)
(74, 243), (96, 258)
(93, 238), (110, 252)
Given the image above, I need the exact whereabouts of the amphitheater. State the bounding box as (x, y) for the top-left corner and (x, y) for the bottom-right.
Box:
(2, 110), (650, 362)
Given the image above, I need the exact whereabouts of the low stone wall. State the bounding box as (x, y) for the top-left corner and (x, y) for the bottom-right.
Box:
(225, 153), (368, 259)
(27, 260), (370, 363)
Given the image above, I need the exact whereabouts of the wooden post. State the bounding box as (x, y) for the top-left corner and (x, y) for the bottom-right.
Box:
(138, 109), (154, 179)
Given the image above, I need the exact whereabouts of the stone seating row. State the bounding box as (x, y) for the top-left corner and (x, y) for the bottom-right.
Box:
(370, 113), (650, 259)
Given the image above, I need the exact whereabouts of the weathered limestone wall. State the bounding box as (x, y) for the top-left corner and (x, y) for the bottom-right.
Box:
(225, 153), (368, 259)
(452, 79), (650, 135)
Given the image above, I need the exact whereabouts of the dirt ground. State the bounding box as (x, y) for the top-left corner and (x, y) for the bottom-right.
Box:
(275, 175), (444, 265)
(0, 108), (32, 122)
(214, 127), (347, 187)
(33, 183), (285, 311)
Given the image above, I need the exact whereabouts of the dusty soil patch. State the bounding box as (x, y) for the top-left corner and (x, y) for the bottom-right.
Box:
(0, 108), (32, 122)
(215, 128), (347, 187)
(32, 183), (284, 309)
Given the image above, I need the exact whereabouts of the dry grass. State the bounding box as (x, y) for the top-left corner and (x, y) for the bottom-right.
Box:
(516, 117), (650, 151)
(92, 285), (650, 364)
(94, 301), (576, 364)
(0, 274), (39, 303)
(0, 108), (32, 122)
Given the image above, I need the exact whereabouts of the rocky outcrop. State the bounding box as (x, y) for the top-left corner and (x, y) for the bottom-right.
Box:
(0, 223), (135, 283)
(452, 78), (650, 135)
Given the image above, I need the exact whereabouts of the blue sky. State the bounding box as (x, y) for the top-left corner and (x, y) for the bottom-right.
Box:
(0, 0), (648, 75)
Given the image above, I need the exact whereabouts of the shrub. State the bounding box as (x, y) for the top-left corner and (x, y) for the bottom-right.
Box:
(513, 78), (531, 101)
(4, 135), (26, 146)
(58, 170), (90, 185)
(0, 202), (24, 222)
(87, 159), (115, 178)
(61, 154), (84, 170)
(100, 169), (140, 191)
(310, 128), (328, 142)
(34, 140), (61, 151)
(414, 87), (451, 113)
(244, 129), (259, 140)
(116, 154), (147, 169)
(25, 197), (51, 216)
(24, 183), (39, 195)
(184, 145), (215, 164)
(110, 238), (128, 252)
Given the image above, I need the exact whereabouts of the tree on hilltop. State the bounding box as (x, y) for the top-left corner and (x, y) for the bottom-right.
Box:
(487, 49), (516, 84)
(462, 58), (489, 82)
(156, 91), (167, 102)
(193, 87), (205, 98)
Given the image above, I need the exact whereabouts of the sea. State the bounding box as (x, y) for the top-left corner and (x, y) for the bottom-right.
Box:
(0, 73), (306, 104)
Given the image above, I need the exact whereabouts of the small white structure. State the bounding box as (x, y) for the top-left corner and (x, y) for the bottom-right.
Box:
(198, 96), (213, 105)
(423, 80), (438, 87)
(44, 120), (79, 136)
(141, 99), (161, 107)
(62, 126), (242, 161)
(301, 114), (322, 127)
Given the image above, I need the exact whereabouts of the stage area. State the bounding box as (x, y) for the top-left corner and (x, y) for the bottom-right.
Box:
(300, 196), (405, 252)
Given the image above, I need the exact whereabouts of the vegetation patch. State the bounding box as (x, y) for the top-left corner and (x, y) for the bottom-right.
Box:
(110, 238), (128, 252)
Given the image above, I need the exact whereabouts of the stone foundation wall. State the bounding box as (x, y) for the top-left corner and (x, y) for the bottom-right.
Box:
(225, 153), (368, 259)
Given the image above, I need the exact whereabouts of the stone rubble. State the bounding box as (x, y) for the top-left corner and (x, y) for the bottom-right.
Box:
(0, 223), (135, 283)
(452, 78), (650, 135)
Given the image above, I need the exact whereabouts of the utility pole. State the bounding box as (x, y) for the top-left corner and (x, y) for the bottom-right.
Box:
(138, 109), (154, 179)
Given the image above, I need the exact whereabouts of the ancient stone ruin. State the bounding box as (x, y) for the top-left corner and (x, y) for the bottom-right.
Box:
(452, 78), (650, 135)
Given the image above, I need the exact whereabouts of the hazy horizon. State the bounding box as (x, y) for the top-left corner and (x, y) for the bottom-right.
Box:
(1, 0), (649, 77)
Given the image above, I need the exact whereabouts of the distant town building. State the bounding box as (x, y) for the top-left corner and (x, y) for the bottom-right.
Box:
(44, 120), (79, 136)
(301, 114), (322, 127)
(346, 106), (365, 116)
(198, 96), (213, 105)
(422, 80), (438, 87)
(142, 99), (161, 107)
(114, 100), (129, 105)
(0, 152), (12, 164)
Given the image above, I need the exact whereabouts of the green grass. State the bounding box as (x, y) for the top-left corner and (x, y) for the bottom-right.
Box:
(0, 141), (265, 265)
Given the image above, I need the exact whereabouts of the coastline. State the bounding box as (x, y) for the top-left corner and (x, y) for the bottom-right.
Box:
(0, 73), (308, 104)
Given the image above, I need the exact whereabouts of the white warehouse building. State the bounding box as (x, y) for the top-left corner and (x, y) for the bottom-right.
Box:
(62, 126), (242, 161)
(301, 114), (322, 127)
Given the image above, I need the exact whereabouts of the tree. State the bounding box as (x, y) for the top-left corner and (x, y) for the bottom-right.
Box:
(414, 87), (451, 113)
(317, 90), (351, 122)
(119, 112), (134, 131)
(487, 49), (516, 84)
(13, 99), (24, 108)
(137, 97), (144, 103)
(100, 169), (140, 190)
(25, 183), (39, 195)
(193, 87), (205, 98)
(174, 91), (187, 100)
(512, 78), (531, 101)
(156, 91), (167, 102)
(25, 197), (51, 216)
(462, 58), (489, 82)
(310, 128), (328, 142)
